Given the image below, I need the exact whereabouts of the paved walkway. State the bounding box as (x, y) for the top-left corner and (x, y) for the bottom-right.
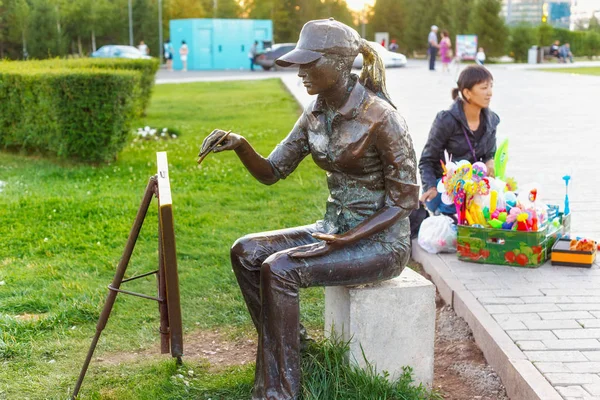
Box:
(279, 63), (600, 400)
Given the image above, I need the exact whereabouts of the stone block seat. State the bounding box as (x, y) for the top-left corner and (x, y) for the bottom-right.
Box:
(324, 267), (436, 385)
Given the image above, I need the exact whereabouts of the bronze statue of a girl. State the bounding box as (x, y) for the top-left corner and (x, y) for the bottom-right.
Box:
(200, 18), (419, 400)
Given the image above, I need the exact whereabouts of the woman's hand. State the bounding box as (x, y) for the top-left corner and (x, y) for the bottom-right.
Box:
(485, 159), (495, 178)
(199, 129), (245, 156)
(289, 233), (353, 258)
(420, 187), (438, 203)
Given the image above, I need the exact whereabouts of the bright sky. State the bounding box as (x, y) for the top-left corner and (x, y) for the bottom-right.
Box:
(345, 0), (375, 12)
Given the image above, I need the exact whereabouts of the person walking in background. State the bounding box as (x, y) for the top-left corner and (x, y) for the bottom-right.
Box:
(389, 39), (399, 52)
(164, 39), (174, 71)
(440, 30), (452, 73)
(249, 40), (258, 71)
(179, 40), (189, 72)
(428, 25), (439, 71)
(476, 47), (486, 65)
(138, 40), (149, 55)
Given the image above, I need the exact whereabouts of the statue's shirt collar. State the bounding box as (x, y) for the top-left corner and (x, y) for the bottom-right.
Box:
(311, 76), (365, 120)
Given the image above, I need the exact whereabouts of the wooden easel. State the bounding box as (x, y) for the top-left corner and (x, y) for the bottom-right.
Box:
(72, 152), (183, 398)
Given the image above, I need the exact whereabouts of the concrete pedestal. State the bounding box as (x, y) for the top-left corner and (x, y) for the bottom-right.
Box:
(324, 267), (435, 385)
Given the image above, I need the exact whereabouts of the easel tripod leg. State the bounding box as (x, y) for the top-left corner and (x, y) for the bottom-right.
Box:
(72, 177), (157, 399)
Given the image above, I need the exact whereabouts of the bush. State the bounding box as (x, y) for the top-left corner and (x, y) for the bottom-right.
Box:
(34, 58), (159, 116)
(508, 24), (536, 62)
(583, 31), (600, 59)
(0, 68), (139, 162)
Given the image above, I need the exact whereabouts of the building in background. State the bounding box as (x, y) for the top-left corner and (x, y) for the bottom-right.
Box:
(169, 19), (273, 71)
(502, 0), (571, 28)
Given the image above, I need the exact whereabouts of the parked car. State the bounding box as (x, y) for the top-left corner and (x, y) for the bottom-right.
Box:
(353, 42), (407, 69)
(254, 43), (296, 71)
(91, 45), (152, 60)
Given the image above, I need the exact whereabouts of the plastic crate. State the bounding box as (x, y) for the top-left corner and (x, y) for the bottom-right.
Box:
(457, 213), (570, 268)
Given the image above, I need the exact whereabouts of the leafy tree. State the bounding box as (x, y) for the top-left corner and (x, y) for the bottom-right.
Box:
(508, 24), (534, 62)
(165, 0), (206, 21)
(447, 0), (474, 38)
(537, 22), (554, 46)
(370, 0), (408, 50)
(404, 0), (449, 55)
(28, 0), (67, 58)
(468, 0), (507, 57)
(245, 0), (273, 19)
(589, 14), (600, 33)
(272, 0), (301, 42)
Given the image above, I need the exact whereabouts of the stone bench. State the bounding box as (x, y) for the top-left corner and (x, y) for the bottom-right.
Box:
(324, 267), (435, 385)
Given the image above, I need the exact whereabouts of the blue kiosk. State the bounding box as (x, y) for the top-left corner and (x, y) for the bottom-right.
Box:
(169, 19), (273, 71)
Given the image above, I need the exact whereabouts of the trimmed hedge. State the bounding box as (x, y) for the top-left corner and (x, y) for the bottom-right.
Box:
(508, 24), (600, 62)
(34, 58), (159, 116)
(0, 68), (140, 162)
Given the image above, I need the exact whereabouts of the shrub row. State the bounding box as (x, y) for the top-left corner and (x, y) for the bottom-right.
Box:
(33, 58), (159, 116)
(0, 67), (140, 162)
(508, 24), (600, 62)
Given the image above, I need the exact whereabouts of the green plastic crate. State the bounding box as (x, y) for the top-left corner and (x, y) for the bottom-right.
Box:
(457, 213), (570, 268)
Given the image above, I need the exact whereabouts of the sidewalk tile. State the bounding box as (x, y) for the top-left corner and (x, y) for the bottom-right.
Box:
(516, 341), (547, 350)
(545, 373), (600, 385)
(580, 320), (600, 328)
(555, 385), (590, 397)
(524, 351), (587, 362)
(559, 304), (600, 311)
(508, 330), (557, 341)
(539, 311), (595, 320)
(525, 320), (583, 330)
(522, 296), (574, 304)
(479, 297), (525, 305)
(508, 304), (561, 313)
(565, 362), (600, 373)
(534, 362), (569, 373)
(542, 339), (600, 351)
(554, 329), (600, 339)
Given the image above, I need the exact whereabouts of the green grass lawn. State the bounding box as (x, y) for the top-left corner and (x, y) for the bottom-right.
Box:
(0, 79), (330, 399)
(541, 66), (600, 76)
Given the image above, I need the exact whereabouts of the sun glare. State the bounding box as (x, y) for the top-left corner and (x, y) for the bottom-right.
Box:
(345, 0), (375, 12)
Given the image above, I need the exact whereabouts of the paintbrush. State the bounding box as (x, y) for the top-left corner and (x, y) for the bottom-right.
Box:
(197, 130), (231, 165)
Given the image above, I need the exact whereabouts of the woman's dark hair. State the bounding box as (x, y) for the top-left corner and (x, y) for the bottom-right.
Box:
(451, 65), (493, 101)
(442, 30), (449, 38)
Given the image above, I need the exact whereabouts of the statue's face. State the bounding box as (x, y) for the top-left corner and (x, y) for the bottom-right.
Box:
(297, 55), (344, 96)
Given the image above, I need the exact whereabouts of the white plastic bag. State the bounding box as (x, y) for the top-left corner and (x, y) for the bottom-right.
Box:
(417, 215), (457, 254)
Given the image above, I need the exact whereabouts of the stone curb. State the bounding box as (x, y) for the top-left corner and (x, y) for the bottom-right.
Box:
(412, 241), (562, 400)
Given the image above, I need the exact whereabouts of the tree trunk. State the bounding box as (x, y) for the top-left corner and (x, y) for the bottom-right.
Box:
(92, 29), (96, 52)
(56, 5), (61, 34)
(77, 35), (83, 56)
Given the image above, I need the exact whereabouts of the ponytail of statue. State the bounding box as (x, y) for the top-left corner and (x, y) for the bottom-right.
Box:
(358, 39), (396, 109)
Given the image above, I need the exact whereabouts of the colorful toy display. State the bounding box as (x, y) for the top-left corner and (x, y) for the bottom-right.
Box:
(437, 150), (555, 233)
(440, 143), (571, 267)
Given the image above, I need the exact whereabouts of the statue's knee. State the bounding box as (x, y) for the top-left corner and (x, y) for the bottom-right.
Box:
(261, 252), (296, 283)
(230, 235), (255, 264)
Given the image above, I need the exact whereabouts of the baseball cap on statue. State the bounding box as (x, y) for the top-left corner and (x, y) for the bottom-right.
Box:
(276, 18), (361, 67)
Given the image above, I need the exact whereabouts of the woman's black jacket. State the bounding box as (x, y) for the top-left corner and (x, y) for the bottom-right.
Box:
(419, 98), (500, 193)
